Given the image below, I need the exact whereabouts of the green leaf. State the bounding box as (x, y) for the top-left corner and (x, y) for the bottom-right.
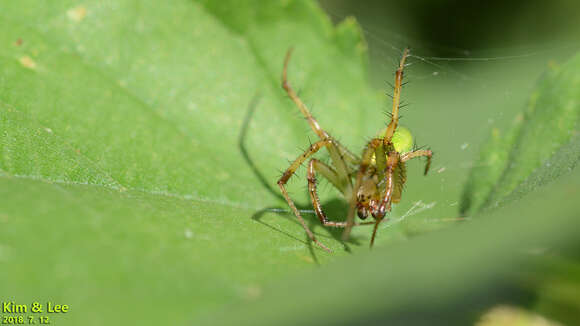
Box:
(1, 0), (579, 325)
(0, 0), (375, 205)
(0, 0), (382, 324)
(460, 53), (580, 215)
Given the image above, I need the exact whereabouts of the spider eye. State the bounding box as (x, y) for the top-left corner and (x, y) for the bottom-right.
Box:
(357, 207), (368, 220)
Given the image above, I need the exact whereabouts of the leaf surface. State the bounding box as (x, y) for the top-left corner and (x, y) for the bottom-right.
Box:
(1, 1), (579, 325)
(461, 53), (580, 215)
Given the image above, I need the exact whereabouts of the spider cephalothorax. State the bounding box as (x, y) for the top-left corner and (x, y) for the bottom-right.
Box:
(277, 48), (432, 252)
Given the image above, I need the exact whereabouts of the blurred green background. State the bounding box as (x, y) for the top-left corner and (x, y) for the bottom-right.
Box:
(320, 0), (580, 93)
(0, 1), (578, 325)
(321, 0), (580, 49)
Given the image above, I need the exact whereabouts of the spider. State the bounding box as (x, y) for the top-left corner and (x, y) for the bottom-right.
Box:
(277, 48), (432, 253)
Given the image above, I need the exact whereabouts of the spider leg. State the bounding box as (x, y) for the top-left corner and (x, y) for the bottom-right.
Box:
(343, 138), (384, 240)
(282, 48), (329, 141)
(307, 159), (377, 228)
(334, 140), (361, 167)
(282, 48), (361, 164)
(384, 48), (410, 143)
(308, 159), (347, 227)
(278, 139), (334, 252)
(282, 48), (354, 188)
(378, 152), (399, 215)
(401, 149), (432, 175)
(369, 151), (400, 248)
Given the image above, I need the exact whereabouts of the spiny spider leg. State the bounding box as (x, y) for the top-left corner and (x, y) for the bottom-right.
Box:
(308, 159), (343, 194)
(307, 159), (380, 228)
(278, 141), (377, 252)
(335, 142), (360, 168)
(371, 160), (396, 247)
(282, 48), (353, 185)
(383, 48), (409, 143)
(343, 139), (384, 240)
(308, 159), (348, 227)
(344, 49), (411, 242)
(282, 48), (360, 166)
(282, 48), (329, 140)
(378, 152), (400, 215)
(401, 149), (433, 175)
(278, 139), (334, 252)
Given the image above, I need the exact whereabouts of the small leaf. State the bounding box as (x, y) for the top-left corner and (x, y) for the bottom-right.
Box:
(461, 53), (580, 215)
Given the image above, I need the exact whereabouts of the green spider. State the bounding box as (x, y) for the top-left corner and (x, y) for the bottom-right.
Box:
(277, 48), (432, 252)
